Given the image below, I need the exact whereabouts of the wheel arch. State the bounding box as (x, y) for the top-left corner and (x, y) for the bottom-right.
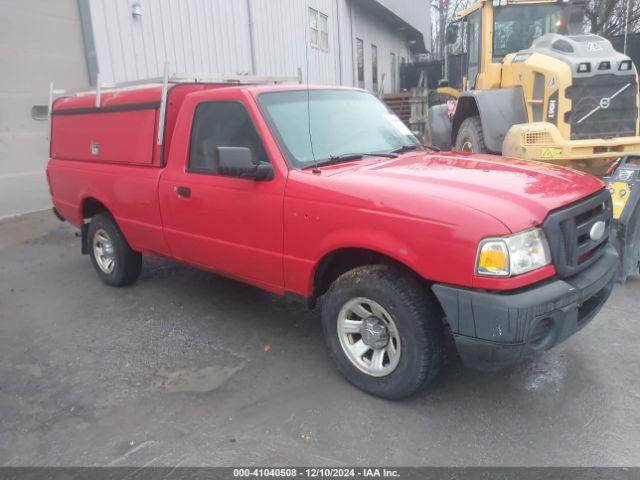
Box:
(310, 247), (437, 308)
(451, 96), (480, 149)
(81, 196), (112, 220)
(79, 196), (116, 255)
(452, 88), (528, 153)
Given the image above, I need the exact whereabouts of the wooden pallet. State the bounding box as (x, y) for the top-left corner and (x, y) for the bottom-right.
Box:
(383, 72), (429, 142)
(383, 93), (412, 126)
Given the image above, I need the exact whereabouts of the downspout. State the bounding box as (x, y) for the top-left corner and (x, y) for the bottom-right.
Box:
(246, 0), (257, 74)
(77, 0), (99, 86)
(348, 0), (356, 87)
(335, 0), (343, 84)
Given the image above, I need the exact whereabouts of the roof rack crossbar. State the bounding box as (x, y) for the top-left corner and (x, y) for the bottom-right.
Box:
(53, 72), (298, 100)
(50, 63), (301, 147)
(157, 62), (170, 146)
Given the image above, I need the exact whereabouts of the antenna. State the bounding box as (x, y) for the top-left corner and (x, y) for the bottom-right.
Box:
(304, 19), (320, 174)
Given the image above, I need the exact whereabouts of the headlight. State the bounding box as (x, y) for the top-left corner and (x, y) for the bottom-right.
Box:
(577, 62), (591, 73)
(476, 228), (551, 277)
(619, 60), (632, 71)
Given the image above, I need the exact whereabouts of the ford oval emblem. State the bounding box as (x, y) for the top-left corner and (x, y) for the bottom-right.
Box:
(590, 221), (606, 241)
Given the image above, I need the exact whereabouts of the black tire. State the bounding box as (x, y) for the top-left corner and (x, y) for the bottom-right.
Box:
(321, 265), (442, 400)
(87, 213), (142, 287)
(455, 115), (487, 153)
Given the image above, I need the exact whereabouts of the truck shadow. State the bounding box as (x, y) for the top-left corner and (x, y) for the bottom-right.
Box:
(138, 254), (579, 404)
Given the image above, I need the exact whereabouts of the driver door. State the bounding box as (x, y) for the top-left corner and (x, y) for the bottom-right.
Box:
(158, 90), (286, 293)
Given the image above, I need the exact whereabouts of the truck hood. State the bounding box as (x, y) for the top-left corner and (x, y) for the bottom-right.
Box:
(320, 151), (604, 232)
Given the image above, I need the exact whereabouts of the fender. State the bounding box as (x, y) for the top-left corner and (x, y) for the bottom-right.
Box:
(452, 88), (528, 153)
(427, 104), (452, 151)
(305, 227), (426, 297)
(78, 190), (114, 254)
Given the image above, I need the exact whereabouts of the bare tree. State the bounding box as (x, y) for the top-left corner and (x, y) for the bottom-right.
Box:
(585, 0), (640, 36)
(431, 0), (471, 59)
(431, 0), (640, 59)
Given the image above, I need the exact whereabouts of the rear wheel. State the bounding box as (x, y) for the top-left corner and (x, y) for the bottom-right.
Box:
(321, 265), (442, 399)
(455, 115), (487, 153)
(88, 213), (142, 286)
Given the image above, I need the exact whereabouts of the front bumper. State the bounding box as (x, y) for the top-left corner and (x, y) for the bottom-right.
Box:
(432, 245), (619, 371)
(502, 122), (640, 175)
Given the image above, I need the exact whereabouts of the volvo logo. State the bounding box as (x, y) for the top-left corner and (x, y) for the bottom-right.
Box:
(589, 221), (606, 241)
(599, 97), (611, 109)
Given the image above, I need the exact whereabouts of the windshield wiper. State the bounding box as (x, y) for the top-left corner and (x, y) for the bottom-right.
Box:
(390, 144), (440, 154)
(390, 144), (420, 154)
(314, 151), (398, 168)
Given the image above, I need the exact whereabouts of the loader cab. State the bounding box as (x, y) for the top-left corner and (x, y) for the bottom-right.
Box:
(451, 0), (568, 91)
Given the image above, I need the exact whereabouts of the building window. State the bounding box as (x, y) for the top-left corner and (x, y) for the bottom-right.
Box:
(356, 38), (365, 89)
(371, 45), (378, 94)
(319, 13), (329, 49)
(390, 52), (397, 92)
(309, 8), (329, 50)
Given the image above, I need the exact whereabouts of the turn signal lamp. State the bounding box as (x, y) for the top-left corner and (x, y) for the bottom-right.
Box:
(477, 242), (509, 276)
(476, 228), (551, 277)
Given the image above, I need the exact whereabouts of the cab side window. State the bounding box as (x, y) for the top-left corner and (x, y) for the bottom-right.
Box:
(189, 102), (270, 176)
(466, 10), (481, 90)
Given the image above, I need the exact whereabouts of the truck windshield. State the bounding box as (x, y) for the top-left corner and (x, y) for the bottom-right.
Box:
(493, 4), (564, 59)
(258, 89), (420, 169)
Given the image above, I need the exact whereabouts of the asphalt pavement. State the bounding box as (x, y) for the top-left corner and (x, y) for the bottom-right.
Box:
(1, 211), (639, 466)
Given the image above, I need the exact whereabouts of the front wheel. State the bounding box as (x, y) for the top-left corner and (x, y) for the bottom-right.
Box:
(321, 265), (443, 399)
(455, 115), (487, 153)
(88, 213), (142, 287)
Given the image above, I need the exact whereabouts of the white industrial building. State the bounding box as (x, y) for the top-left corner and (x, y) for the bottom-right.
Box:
(87, 0), (430, 92)
(0, 0), (430, 219)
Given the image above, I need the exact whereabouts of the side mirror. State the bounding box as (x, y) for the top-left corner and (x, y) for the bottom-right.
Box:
(254, 162), (274, 181)
(445, 24), (459, 45)
(217, 146), (274, 181)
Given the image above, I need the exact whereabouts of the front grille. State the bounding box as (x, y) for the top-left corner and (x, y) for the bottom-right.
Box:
(542, 189), (612, 278)
(565, 74), (638, 140)
(522, 130), (555, 146)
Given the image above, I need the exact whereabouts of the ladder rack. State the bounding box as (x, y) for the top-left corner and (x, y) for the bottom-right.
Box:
(49, 63), (301, 146)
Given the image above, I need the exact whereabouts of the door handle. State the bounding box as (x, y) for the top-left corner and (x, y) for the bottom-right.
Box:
(175, 186), (191, 198)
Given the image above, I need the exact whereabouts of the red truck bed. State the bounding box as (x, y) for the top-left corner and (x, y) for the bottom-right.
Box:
(51, 84), (228, 167)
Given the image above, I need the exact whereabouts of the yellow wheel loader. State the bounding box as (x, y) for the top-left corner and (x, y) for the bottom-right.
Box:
(428, 0), (640, 281)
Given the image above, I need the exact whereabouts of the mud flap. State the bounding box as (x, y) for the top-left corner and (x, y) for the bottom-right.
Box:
(81, 223), (90, 255)
(603, 155), (640, 282)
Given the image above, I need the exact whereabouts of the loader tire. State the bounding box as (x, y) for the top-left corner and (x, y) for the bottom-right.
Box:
(455, 115), (487, 153)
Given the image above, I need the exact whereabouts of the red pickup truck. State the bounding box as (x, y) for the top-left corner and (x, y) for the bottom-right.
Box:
(47, 78), (618, 399)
